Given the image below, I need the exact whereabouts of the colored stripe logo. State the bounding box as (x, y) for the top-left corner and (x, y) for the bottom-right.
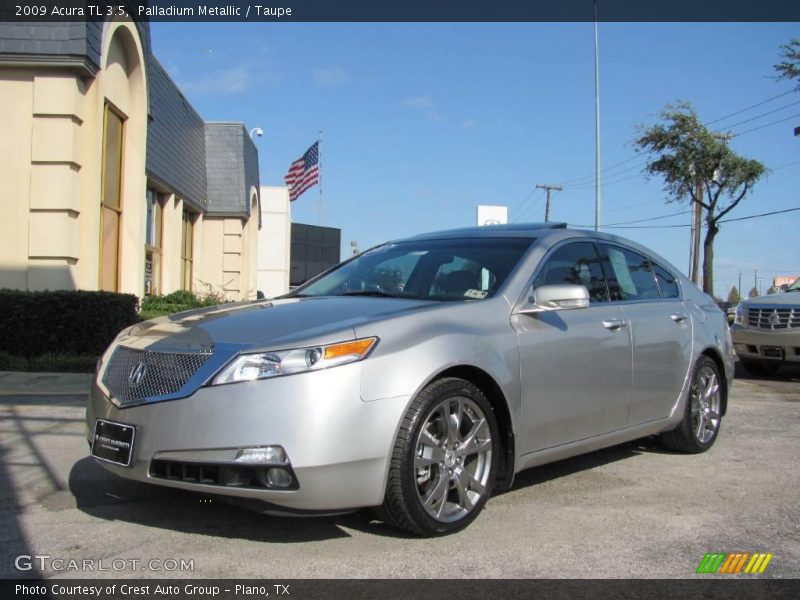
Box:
(697, 552), (773, 574)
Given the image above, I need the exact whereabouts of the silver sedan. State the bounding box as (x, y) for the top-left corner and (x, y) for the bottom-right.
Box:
(86, 224), (733, 536)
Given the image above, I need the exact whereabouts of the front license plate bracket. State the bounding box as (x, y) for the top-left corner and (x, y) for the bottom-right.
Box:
(92, 419), (136, 467)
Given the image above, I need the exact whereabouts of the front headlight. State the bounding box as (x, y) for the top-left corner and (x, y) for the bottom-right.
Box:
(210, 337), (378, 385)
(734, 305), (747, 326)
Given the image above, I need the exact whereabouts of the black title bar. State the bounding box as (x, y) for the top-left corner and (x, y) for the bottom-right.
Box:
(4, 579), (800, 600)
(1, 0), (800, 23)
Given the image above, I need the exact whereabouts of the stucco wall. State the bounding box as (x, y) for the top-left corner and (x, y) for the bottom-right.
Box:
(257, 186), (292, 298)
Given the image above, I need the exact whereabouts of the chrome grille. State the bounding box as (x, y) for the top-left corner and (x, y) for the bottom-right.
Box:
(746, 307), (800, 330)
(102, 346), (211, 406)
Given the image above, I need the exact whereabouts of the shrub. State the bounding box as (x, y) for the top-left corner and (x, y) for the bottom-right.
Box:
(29, 353), (98, 373)
(0, 351), (28, 371)
(139, 288), (226, 320)
(0, 289), (139, 361)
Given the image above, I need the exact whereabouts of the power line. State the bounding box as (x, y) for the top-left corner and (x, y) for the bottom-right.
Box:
(605, 209), (691, 226)
(771, 160), (800, 171)
(555, 155), (642, 187)
(733, 112), (800, 137)
(714, 100), (800, 133)
(719, 206), (800, 224)
(509, 186), (540, 218)
(705, 89), (797, 126)
(551, 90), (799, 192)
(560, 160), (649, 189)
(569, 206), (800, 229)
(557, 198), (664, 216)
(512, 188), (546, 222)
(562, 170), (647, 191)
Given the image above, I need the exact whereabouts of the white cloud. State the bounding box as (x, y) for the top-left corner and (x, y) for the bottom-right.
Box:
(462, 118), (479, 130)
(181, 66), (252, 95)
(312, 67), (349, 87)
(405, 96), (440, 121)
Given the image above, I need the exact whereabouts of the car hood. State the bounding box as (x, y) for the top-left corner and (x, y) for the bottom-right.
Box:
(742, 292), (800, 308)
(119, 296), (435, 353)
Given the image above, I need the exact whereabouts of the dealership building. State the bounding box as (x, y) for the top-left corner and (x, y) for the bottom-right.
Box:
(0, 19), (261, 300)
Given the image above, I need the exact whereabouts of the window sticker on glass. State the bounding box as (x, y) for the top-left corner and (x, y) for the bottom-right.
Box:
(607, 248), (637, 298)
(464, 289), (488, 299)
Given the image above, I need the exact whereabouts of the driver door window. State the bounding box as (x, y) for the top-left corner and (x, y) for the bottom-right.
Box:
(532, 242), (609, 303)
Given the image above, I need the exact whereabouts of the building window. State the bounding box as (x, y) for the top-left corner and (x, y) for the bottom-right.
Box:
(145, 189), (163, 296)
(181, 208), (195, 291)
(100, 103), (125, 291)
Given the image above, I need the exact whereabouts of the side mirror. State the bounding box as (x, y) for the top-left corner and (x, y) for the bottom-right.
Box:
(518, 284), (590, 314)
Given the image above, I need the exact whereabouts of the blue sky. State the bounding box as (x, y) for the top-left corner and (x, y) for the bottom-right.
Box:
(151, 22), (799, 298)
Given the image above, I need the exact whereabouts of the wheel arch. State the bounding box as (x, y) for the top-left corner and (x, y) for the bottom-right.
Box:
(428, 365), (516, 490)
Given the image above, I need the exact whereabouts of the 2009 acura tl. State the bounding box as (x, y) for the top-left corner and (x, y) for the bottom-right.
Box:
(87, 223), (733, 536)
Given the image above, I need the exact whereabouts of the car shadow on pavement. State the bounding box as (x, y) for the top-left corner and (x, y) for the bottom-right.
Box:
(68, 457), (390, 542)
(68, 437), (685, 542)
(496, 439), (656, 495)
(733, 360), (800, 383)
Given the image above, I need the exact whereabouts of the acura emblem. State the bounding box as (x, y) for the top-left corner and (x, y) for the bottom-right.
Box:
(128, 362), (147, 387)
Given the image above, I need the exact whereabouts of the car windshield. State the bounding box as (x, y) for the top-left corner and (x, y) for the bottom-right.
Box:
(290, 237), (534, 301)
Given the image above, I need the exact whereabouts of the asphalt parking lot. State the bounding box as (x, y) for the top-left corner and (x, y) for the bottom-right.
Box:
(1, 363), (798, 580)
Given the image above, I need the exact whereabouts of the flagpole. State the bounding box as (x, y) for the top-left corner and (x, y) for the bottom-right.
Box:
(318, 130), (323, 225)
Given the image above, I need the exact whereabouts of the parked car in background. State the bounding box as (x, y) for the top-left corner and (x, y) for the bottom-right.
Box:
(731, 277), (800, 376)
(87, 223), (733, 536)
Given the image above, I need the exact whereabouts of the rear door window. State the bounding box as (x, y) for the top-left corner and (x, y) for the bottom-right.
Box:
(653, 264), (681, 299)
(600, 245), (660, 302)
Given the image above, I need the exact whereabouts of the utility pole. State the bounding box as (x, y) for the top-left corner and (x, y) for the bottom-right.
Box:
(536, 184), (563, 222)
(593, 0), (602, 231)
(690, 176), (702, 285)
(690, 132), (734, 288)
(738, 271), (742, 301)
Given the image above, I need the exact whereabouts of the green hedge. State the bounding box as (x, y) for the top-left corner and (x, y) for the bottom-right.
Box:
(139, 289), (222, 321)
(0, 289), (139, 361)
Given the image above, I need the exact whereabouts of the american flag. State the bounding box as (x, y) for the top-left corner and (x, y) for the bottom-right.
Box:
(284, 141), (320, 202)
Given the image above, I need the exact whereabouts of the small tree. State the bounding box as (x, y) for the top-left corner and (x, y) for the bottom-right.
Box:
(748, 287), (759, 298)
(774, 39), (800, 89)
(635, 102), (766, 297)
(727, 286), (740, 305)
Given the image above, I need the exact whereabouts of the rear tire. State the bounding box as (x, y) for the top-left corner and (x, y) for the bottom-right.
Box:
(660, 356), (724, 454)
(740, 360), (780, 377)
(379, 377), (499, 536)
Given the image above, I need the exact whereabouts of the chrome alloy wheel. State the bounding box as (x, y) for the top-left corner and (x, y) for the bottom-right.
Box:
(413, 396), (493, 523)
(691, 364), (721, 444)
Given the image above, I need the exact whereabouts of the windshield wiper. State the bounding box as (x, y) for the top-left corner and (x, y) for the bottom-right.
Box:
(340, 290), (401, 298)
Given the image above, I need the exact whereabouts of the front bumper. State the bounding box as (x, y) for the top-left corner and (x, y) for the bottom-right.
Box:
(85, 362), (410, 511)
(730, 324), (800, 364)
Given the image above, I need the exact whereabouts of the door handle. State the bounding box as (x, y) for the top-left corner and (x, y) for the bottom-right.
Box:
(670, 312), (688, 323)
(602, 319), (627, 331)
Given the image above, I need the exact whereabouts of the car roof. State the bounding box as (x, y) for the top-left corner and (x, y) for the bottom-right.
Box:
(409, 222), (568, 240)
(393, 223), (687, 282)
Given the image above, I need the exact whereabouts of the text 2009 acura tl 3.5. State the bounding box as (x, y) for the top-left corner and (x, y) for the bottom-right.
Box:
(87, 223), (733, 536)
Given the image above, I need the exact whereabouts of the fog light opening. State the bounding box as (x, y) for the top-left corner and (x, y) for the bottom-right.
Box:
(265, 467), (293, 489)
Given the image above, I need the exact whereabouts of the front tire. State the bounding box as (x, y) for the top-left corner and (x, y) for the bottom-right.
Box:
(379, 377), (499, 536)
(660, 356), (724, 453)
